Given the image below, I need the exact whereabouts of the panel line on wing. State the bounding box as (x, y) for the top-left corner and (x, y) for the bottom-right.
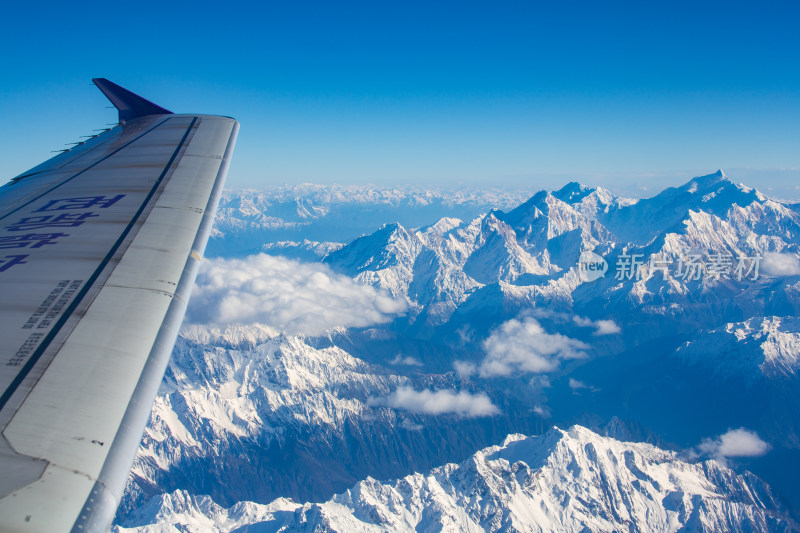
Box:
(0, 118), (171, 222)
(0, 118), (199, 415)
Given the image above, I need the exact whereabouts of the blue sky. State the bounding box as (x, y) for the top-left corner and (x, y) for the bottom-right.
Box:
(1, 0), (798, 198)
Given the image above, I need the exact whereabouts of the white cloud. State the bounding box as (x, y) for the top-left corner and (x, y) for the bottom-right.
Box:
(480, 317), (588, 377)
(532, 308), (620, 336)
(378, 386), (499, 418)
(593, 319), (622, 335)
(455, 326), (474, 345)
(573, 315), (621, 335)
(400, 419), (423, 431)
(568, 378), (588, 390)
(529, 375), (551, 390)
(187, 254), (407, 336)
(568, 378), (598, 393)
(390, 354), (422, 366)
(698, 428), (770, 462)
(533, 404), (551, 418)
(761, 252), (800, 276)
(453, 360), (477, 377)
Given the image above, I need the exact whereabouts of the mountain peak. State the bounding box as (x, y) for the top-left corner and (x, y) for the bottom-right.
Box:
(553, 181), (595, 204)
(129, 423), (796, 532)
(685, 170), (731, 192)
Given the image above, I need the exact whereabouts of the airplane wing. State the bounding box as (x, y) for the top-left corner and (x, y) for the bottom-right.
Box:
(0, 79), (238, 532)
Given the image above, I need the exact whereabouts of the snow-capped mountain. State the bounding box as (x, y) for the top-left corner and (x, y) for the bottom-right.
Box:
(121, 326), (408, 514)
(115, 172), (800, 529)
(206, 184), (532, 258)
(599, 171), (786, 246)
(115, 492), (297, 533)
(323, 222), (425, 298)
(117, 425), (798, 532)
(119, 325), (540, 518)
(675, 316), (800, 381)
(323, 171), (800, 338)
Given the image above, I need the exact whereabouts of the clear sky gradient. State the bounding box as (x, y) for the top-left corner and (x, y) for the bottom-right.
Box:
(1, 1), (798, 198)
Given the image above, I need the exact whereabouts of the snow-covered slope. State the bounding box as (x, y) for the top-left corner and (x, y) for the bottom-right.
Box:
(116, 492), (297, 533)
(675, 316), (800, 381)
(600, 170), (777, 245)
(116, 172), (800, 528)
(119, 325), (521, 519)
(324, 222), (424, 298)
(120, 326), (411, 515)
(322, 171), (800, 337)
(117, 425), (797, 532)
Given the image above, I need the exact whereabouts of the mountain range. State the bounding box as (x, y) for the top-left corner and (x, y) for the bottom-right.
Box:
(115, 171), (800, 531)
(117, 425), (797, 532)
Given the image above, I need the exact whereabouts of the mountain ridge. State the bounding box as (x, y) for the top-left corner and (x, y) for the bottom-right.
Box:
(116, 172), (800, 529)
(117, 425), (798, 532)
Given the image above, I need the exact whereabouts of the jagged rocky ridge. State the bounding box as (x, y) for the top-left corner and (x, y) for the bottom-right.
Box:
(116, 425), (798, 532)
(116, 172), (800, 528)
(323, 171), (800, 337)
(120, 326), (544, 516)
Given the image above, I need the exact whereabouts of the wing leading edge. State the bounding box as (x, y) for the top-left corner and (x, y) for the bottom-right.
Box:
(0, 80), (238, 532)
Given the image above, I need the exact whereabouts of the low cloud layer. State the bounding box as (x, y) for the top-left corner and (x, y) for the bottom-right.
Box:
(569, 378), (587, 390)
(533, 404), (551, 418)
(573, 316), (621, 335)
(453, 360), (477, 377)
(187, 254), (407, 336)
(378, 386), (499, 418)
(390, 354), (422, 366)
(530, 308), (620, 336)
(761, 252), (800, 276)
(400, 419), (423, 431)
(698, 428), (770, 462)
(568, 378), (599, 393)
(480, 317), (588, 377)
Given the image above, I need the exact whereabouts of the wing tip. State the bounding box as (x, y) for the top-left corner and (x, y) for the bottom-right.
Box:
(92, 78), (173, 123)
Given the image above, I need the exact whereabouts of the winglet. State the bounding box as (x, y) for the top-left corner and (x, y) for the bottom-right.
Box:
(92, 78), (173, 122)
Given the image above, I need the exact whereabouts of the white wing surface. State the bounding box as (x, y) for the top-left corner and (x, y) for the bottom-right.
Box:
(0, 79), (238, 532)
